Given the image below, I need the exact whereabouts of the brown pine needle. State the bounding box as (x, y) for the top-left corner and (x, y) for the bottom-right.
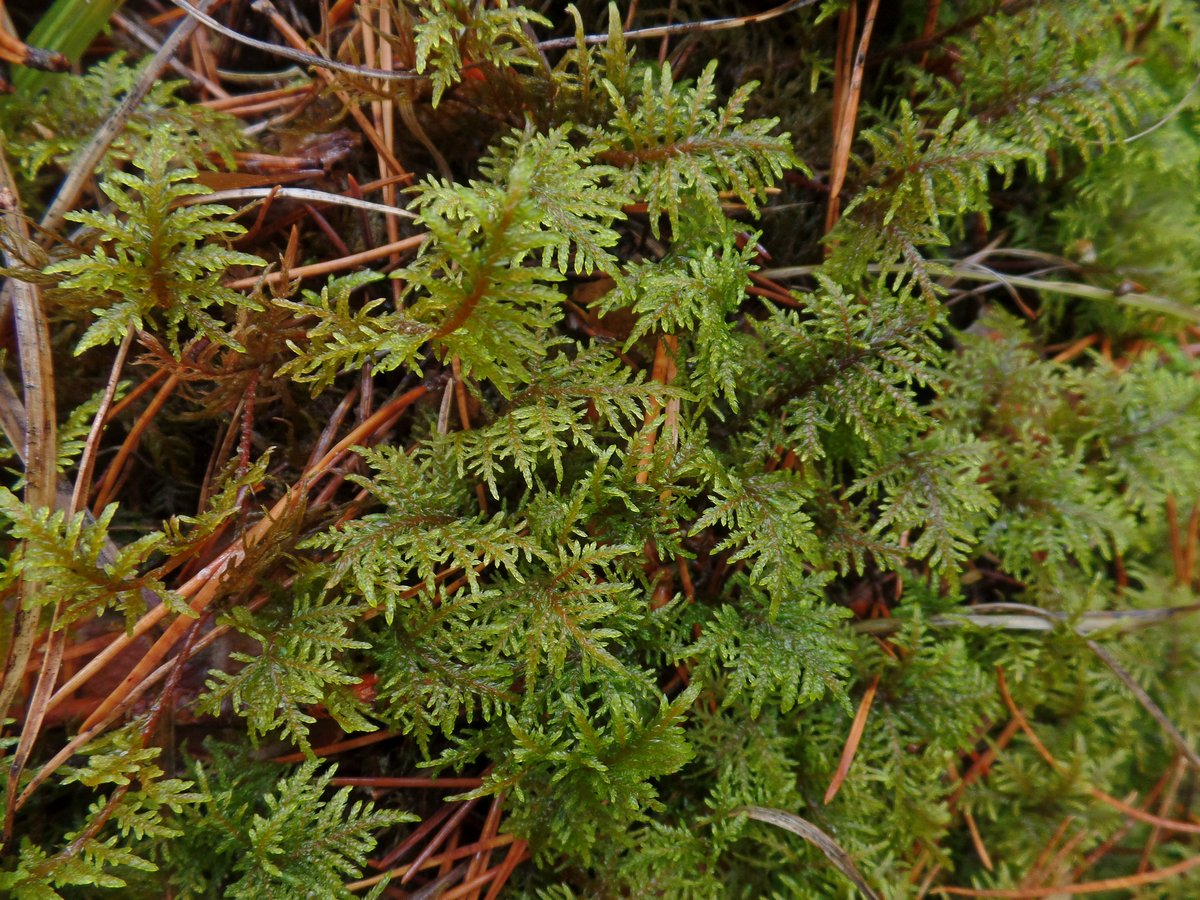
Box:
(226, 233), (425, 290)
(270, 730), (397, 764)
(346, 834), (516, 892)
(824, 673), (879, 805)
(402, 798), (479, 885)
(1185, 501), (1200, 586)
(482, 839), (529, 900)
(937, 851), (1200, 896)
(949, 719), (1021, 806)
(331, 776), (484, 790)
(1089, 787), (1200, 835)
(1168, 495), (1185, 582)
(995, 667), (1062, 772)
(1021, 815), (1075, 890)
(963, 809), (993, 872)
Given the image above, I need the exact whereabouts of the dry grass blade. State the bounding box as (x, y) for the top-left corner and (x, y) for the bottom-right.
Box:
(186, 187), (417, 219)
(0, 139), (58, 825)
(737, 806), (882, 900)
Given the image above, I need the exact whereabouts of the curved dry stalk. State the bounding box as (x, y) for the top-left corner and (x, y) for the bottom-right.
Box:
(169, 0), (425, 82)
(737, 805), (882, 900)
(537, 0), (823, 50)
(171, 0), (820, 79)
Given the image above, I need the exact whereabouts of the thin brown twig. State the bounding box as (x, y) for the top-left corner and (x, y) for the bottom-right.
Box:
(464, 793), (505, 899)
(253, 0), (409, 178)
(962, 808), (993, 871)
(1185, 500), (1200, 586)
(936, 852), (1200, 896)
(1168, 494), (1185, 581)
(270, 730), (396, 764)
(227, 233), (425, 290)
(374, 802), (457, 871)
(997, 666), (1200, 836)
(13, 620), (203, 873)
(202, 82), (311, 111)
(16, 594), (271, 811)
(1020, 815), (1075, 891)
(332, 776), (484, 790)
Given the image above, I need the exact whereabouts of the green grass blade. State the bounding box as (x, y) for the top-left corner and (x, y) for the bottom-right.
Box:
(12, 0), (125, 95)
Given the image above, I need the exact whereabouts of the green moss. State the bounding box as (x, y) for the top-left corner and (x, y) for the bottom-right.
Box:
(5, 1), (1200, 896)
